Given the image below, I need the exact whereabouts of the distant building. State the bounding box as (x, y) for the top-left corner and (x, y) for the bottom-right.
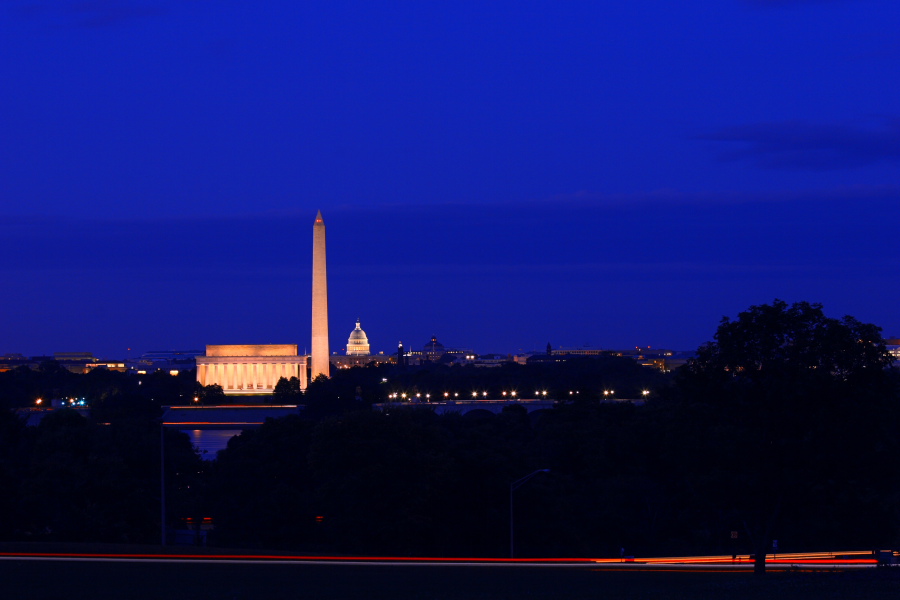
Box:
(127, 350), (203, 374)
(346, 319), (371, 356)
(415, 335), (470, 363)
(331, 353), (393, 370)
(53, 352), (99, 373)
(452, 353), (512, 367)
(53, 352), (95, 362)
(549, 345), (614, 357)
(84, 361), (127, 373)
(422, 335), (445, 361)
(0, 354), (29, 372)
(196, 344), (307, 395)
(524, 345), (691, 372)
(329, 319), (393, 368)
(885, 338), (900, 366)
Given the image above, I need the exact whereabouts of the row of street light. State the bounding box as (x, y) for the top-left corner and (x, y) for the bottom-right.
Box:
(386, 389), (651, 402)
(386, 390), (550, 401)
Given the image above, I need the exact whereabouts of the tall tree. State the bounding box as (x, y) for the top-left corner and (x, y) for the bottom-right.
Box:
(272, 376), (302, 404)
(676, 300), (897, 574)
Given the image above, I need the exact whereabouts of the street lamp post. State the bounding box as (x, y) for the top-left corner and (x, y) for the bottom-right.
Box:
(509, 469), (550, 558)
(160, 422), (166, 546)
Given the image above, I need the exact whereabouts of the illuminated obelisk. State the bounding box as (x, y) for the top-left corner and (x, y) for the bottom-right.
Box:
(311, 210), (330, 380)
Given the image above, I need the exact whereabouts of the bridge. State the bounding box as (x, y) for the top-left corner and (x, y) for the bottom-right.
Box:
(373, 399), (556, 416)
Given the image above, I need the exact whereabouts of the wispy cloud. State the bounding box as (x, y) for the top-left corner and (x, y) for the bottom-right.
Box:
(698, 119), (900, 170)
(11, 0), (166, 28)
(744, 0), (847, 6)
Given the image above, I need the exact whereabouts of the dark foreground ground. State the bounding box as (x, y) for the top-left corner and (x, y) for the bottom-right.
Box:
(3, 557), (900, 600)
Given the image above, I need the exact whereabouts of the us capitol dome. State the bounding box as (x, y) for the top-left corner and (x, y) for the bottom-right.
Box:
(346, 319), (371, 356)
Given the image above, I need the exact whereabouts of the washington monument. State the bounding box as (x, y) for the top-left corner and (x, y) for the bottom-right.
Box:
(311, 210), (330, 380)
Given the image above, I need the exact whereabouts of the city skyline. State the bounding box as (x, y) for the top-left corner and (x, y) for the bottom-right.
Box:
(2, 2), (898, 357)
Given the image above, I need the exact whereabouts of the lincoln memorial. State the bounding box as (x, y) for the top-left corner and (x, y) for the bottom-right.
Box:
(196, 344), (307, 395)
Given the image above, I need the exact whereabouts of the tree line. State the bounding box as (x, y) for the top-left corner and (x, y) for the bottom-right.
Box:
(1, 301), (898, 572)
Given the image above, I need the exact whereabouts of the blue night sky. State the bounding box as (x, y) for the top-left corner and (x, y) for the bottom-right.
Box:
(1, 1), (898, 358)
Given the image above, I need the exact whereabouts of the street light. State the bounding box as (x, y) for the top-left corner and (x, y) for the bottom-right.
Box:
(160, 421), (167, 546)
(510, 468), (550, 558)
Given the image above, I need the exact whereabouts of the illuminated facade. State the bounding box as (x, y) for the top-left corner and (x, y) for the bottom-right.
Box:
(196, 344), (307, 395)
(196, 210), (336, 394)
(311, 210), (330, 380)
(346, 319), (370, 356)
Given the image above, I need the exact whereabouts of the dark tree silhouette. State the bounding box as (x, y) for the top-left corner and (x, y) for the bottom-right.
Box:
(676, 300), (897, 574)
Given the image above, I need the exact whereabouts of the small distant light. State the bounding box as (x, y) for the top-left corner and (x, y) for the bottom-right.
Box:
(35, 398), (42, 405)
(169, 370), (179, 376)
